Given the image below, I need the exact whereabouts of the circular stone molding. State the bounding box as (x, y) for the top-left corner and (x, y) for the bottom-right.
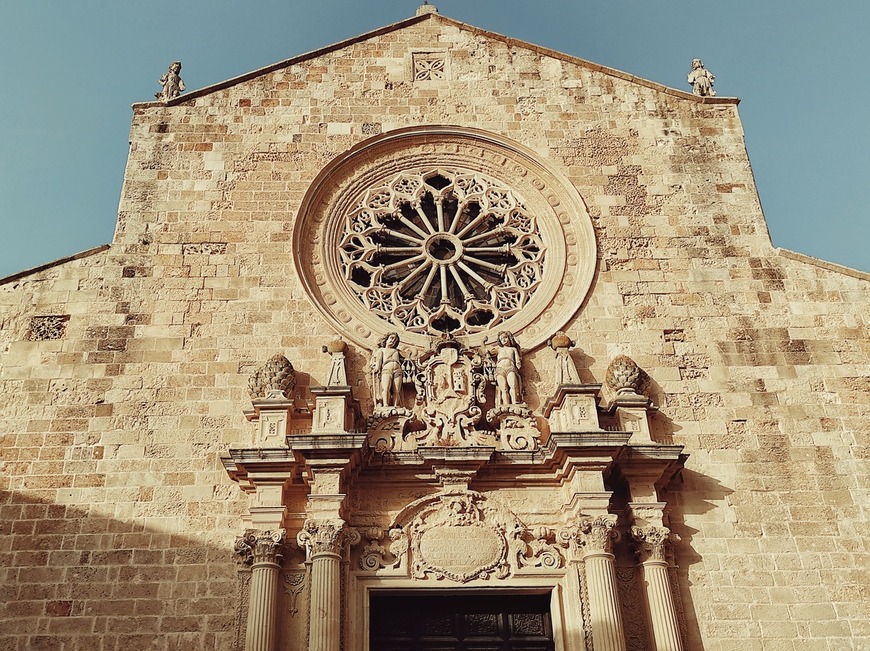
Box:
(294, 126), (596, 351)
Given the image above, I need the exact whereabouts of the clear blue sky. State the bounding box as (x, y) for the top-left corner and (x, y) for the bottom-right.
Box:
(1, 1), (867, 277)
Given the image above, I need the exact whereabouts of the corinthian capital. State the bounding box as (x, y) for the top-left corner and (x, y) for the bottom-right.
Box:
(581, 514), (618, 554)
(297, 519), (359, 558)
(631, 525), (672, 563)
(234, 528), (286, 566)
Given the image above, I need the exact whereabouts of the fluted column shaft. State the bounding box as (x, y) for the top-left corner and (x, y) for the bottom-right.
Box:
(298, 519), (358, 651)
(584, 550), (626, 651)
(235, 529), (285, 651)
(308, 551), (342, 651)
(632, 526), (683, 651)
(578, 515), (626, 651)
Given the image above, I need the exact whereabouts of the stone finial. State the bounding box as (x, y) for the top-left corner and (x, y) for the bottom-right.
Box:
(248, 354), (297, 399)
(155, 61), (186, 102)
(323, 338), (349, 386)
(548, 331), (582, 385)
(687, 58), (716, 97)
(416, 2), (438, 15)
(605, 355), (644, 395)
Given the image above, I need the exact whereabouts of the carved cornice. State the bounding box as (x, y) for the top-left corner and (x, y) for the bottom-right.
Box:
(631, 525), (671, 563)
(297, 519), (360, 559)
(234, 529), (286, 566)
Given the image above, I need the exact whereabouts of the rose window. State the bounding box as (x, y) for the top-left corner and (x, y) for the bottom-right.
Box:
(338, 169), (546, 336)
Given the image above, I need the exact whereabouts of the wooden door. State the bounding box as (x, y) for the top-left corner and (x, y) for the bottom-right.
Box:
(370, 593), (555, 651)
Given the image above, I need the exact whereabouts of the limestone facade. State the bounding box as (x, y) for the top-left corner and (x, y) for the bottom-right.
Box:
(1, 7), (868, 651)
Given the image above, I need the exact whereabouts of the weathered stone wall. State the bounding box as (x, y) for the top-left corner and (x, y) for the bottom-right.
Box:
(1, 12), (868, 650)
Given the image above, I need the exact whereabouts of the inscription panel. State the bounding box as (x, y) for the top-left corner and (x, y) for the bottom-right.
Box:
(419, 524), (503, 579)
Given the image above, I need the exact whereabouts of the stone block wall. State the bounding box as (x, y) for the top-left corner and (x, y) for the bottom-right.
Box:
(1, 12), (868, 650)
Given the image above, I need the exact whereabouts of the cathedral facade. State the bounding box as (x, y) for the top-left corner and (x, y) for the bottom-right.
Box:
(2, 6), (868, 650)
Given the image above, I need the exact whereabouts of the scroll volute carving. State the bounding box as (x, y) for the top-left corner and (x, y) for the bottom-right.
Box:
(297, 519), (360, 559)
(234, 529), (286, 565)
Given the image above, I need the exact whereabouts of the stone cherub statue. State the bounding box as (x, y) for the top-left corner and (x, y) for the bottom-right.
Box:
(370, 332), (404, 409)
(156, 61), (186, 102)
(687, 59), (716, 97)
(491, 331), (523, 406)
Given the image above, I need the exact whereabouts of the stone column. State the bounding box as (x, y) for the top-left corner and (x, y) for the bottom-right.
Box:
(631, 526), (683, 651)
(580, 515), (626, 651)
(235, 529), (286, 651)
(297, 519), (360, 651)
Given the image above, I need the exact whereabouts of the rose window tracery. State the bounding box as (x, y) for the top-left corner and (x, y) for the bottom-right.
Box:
(338, 169), (546, 336)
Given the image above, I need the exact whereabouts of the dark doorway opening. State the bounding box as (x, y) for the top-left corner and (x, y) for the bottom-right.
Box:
(370, 592), (555, 650)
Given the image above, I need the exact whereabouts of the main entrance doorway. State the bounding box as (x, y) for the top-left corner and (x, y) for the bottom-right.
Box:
(369, 592), (555, 650)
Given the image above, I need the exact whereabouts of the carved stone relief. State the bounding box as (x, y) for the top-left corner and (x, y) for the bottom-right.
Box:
(616, 566), (649, 651)
(366, 334), (540, 450)
(293, 126), (597, 351)
(27, 315), (69, 341)
(356, 490), (569, 583)
(413, 51), (447, 81)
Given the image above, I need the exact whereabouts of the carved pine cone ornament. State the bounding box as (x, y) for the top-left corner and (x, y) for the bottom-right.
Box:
(248, 354), (297, 399)
(605, 355), (643, 395)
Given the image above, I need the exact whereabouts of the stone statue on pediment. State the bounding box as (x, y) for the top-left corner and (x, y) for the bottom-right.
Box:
(687, 58), (716, 97)
(491, 331), (523, 407)
(156, 61), (185, 102)
(370, 332), (405, 410)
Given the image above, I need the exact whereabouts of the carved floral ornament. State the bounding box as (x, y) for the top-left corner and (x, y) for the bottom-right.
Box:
(355, 490), (621, 583)
(293, 126), (597, 351)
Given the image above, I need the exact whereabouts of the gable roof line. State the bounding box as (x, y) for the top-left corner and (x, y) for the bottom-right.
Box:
(432, 13), (738, 104)
(0, 244), (110, 286)
(132, 13), (429, 108)
(132, 11), (737, 109)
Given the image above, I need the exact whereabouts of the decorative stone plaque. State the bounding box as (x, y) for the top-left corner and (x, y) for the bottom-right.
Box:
(418, 524), (504, 582)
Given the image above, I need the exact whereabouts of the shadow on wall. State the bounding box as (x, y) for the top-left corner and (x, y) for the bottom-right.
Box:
(0, 489), (245, 651)
(666, 468), (735, 651)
